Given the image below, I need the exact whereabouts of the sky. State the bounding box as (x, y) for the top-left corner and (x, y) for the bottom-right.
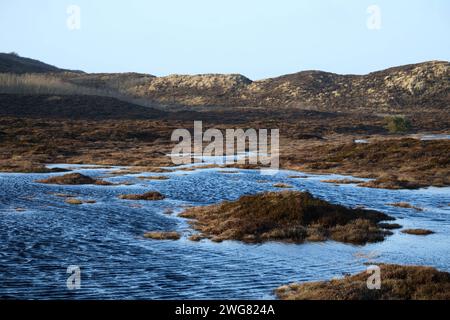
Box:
(0, 0), (449, 79)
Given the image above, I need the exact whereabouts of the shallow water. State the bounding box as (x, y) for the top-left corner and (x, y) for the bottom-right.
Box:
(0, 163), (449, 299)
(420, 134), (450, 141)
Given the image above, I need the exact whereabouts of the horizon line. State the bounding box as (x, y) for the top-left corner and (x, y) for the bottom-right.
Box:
(1, 52), (448, 82)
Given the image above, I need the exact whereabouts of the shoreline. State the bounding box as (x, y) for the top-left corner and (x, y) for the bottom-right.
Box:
(2, 153), (448, 191)
(1, 161), (447, 299)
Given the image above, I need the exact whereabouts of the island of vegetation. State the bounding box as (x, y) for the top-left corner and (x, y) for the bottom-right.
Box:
(401, 229), (434, 236)
(119, 191), (165, 201)
(36, 173), (113, 185)
(144, 231), (180, 240)
(275, 264), (450, 300)
(180, 191), (396, 244)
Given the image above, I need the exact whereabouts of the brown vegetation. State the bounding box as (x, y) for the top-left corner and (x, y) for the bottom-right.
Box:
(179, 191), (394, 244)
(119, 191), (165, 201)
(64, 198), (95, 205)
(143, 231), (181, 240)
(275, 264), (450, 300)
(273, 183), (293, 188)
(321, 179), (364, 184)
(0, 90), (448, 191)
(188, 234), (203, 242)
(65, 198), (83, 205)
(401, 229), (435, 235)
(36, 173), (113, 185)
(138, 175), (170, 180)
(284, 138), (450, 189)
(52, 193), (74, 198)
(377, 223), (402, 230)
(358, 178), (424, 190)
(0, 116), (175, 173)
(388, 202), (423, 211)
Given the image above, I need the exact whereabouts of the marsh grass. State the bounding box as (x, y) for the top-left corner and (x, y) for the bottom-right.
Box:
(273, 183), (293, 188)
(289, 138), (450, 189)
(36, 173), (113, 185)
(401, 229), (434, 235)
(388, 202), (423, 211)
(65, 198), (83, 205)
(144, 231), (180, 240)
(378, 223), (402, 230)
(119, 191), (165, 201)
(180, 191), (394, 244)
(65, 198), (96, 205)
(275, 264), (450, 300)
(321, 179), (364, 184)
(138, 175), (170, 180)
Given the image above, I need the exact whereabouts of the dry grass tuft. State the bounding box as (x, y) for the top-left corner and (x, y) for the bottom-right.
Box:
(53, 193), (75, 198)
(378, 223), (402, 230)
(401, 229), (434, 236)
(285, 138), (450, 190)
(388, 202), (423, 211)
(189, 234), (203, 242)
(65, 198), (83, 205)
(358, 177), (423, 190)
(273, 183), (293, 188)
(321, 179), (364, 184)
(36, 173), (113, 185)
(144, 231), (180, 240)
(180, 191), (394, 244)
(275, 264), (450, 300)
(64, 198), (96, 205)
(138, 175), (170, 180)
(119, 191), (165, 201)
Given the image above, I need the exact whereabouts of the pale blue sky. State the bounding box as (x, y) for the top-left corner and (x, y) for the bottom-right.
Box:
(0, 0), (448, 79)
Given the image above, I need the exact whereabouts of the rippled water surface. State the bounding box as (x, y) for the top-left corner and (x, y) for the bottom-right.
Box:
(1, 163), (449, 299)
